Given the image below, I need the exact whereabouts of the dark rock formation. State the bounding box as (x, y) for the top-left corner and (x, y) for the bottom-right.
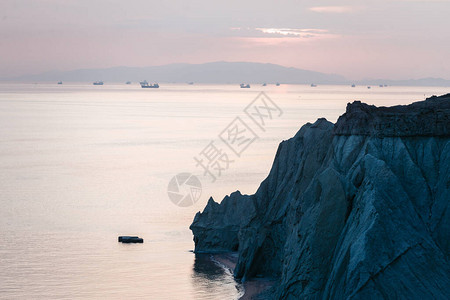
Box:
(118, 236), (143, 243)
(334, 94), (450, 137)
(190, 94), (450, 299)
(190, 191), (255, 253)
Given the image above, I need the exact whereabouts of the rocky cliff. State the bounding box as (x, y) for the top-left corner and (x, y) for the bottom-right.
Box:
(190, 94), (450, 299)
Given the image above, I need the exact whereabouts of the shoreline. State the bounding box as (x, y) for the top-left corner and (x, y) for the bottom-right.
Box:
(210, 252), (275, 300)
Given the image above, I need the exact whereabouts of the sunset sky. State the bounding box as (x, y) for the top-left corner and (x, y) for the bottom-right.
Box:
(1, 0), (449, 80)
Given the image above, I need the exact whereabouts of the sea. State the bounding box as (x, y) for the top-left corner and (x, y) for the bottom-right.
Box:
(0, 83), (447, 299)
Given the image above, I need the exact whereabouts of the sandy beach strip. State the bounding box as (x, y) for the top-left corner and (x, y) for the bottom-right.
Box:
(239, 278), (274, 300)
(211, 253), (275, 300)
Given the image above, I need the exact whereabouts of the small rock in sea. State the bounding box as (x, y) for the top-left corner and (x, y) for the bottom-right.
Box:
(118, 236), (143, 243)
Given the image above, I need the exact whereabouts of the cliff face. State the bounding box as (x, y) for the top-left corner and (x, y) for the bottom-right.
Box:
(190, 94), (450, 299)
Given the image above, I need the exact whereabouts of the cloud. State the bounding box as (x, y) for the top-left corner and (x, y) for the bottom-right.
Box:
(309, 6), (358, 13)
(254, 28), (337, 39)
(396, 0), (449, 1)
(228, 28), (340, 47)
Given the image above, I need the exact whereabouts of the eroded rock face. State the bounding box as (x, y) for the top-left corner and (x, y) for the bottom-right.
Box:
(190, 94), (450, 299)
(334, 94), (450, 137)
(190, 191), (255, 253)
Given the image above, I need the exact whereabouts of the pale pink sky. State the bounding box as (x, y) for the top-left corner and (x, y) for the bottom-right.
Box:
(1, 0), (449, 80)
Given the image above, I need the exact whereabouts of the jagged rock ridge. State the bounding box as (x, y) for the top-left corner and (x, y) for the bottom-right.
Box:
(190, 94), (450, 299)
(334, 94), (450, 137)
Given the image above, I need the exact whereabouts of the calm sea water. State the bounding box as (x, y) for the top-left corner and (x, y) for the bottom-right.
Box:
(0, 83), (447, 299)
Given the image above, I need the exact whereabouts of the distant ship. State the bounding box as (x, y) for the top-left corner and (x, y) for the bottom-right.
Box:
(367, 86), (371, 89)
(188, 82), (194, 85)
(240, 83), (250, 88)
(140, 80), (159, 88)
(379, 84), (384, 87)
(276, 82), (280, 86)
(311, 84), (317, 87)
(93, 81), (103, 85)
(262, 83), (267, 86)
(126, 81), (131, 85)
(57, 81), (63, 85)
(351, 84), (356, 87)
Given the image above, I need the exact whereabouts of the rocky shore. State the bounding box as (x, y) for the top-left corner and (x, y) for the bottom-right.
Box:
(211, 252), (275, 300)
(190, 94), (450, 299)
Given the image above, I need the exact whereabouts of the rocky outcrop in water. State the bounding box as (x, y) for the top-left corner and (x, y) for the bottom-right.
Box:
(190, 94), (450, 299)
(191, 192), (255, 253)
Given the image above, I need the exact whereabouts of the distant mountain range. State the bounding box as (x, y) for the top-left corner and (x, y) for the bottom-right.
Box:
(2, 62), (449, 86)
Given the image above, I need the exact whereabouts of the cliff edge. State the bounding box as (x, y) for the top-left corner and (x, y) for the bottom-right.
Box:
(190, 94), (450, 299)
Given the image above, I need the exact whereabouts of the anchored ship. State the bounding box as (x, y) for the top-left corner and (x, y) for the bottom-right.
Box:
(140, 80), (159, 88)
